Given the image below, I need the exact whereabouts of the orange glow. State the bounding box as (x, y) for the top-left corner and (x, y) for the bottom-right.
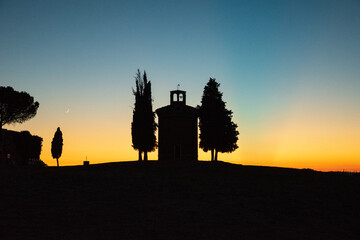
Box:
(6, 93), (360, 172)
(224, 92), (360, 172)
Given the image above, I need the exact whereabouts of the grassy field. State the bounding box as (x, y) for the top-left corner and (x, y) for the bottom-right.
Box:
(1, 161), (359, 240)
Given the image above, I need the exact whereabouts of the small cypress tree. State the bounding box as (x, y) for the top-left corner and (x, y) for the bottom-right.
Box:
(198, 78), (239, 161)
(51, 127), (63, 167)
(131, 70), (157, 161)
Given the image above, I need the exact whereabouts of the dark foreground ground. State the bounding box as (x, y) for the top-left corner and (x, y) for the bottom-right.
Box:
(1, 161), (360, 240)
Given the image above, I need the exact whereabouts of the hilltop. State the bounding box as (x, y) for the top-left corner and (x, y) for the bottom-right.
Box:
(1, 161), (359, 240)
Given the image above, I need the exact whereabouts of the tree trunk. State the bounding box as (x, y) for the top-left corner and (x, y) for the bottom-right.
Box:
(138, 151), (142, 161)
(144, 151), (148, 161)
(215, 150), (218, 161)
(56, 158), (59, 167)
(211, 149), (214, 161)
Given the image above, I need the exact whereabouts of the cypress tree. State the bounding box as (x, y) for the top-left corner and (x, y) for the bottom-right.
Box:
(198, 78), (239, 161)
(51, 127), (63, 167)
(131, 69), (157, 161)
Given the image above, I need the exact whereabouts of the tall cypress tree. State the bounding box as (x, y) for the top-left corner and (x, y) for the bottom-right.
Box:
(198, 78), (239, 161)
(131, 69), (157, 161)
(51, 127), (63, 167)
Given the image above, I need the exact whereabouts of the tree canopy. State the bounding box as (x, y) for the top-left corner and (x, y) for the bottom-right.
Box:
(198, 78), (239, 161)
(131, 69), (157, 161)
(51, 127), (63, 167)
(0, 86), (39, 130)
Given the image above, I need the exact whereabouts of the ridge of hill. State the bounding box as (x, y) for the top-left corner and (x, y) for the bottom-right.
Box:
(1, 161), (359, 240)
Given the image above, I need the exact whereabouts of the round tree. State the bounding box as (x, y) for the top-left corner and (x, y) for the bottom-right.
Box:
(0, 86), (39, 154)
(0, 86), (39, 130)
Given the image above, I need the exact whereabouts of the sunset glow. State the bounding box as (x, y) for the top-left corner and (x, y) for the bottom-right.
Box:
(1, 0), (359, 171)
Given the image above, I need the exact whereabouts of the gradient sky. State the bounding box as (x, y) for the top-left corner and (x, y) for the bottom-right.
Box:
(1, 0), (359, 171)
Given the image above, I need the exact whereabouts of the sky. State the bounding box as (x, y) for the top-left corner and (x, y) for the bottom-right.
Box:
(1, 0), (359, 171)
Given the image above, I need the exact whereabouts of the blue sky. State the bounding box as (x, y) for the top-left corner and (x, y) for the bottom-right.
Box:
(1, 0), (359, 170)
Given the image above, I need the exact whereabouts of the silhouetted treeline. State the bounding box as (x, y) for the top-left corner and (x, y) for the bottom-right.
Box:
(0, 86), (39, 157)
(0, 129), (44, 166)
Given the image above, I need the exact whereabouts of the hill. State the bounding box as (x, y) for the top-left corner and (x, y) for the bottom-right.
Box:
(1, 161), (359, 240)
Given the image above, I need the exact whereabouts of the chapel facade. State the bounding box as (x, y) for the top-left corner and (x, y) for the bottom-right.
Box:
(156, 90), (198, 162)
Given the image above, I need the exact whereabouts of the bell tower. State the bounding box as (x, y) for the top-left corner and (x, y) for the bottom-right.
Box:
(170, 90), (186, 105)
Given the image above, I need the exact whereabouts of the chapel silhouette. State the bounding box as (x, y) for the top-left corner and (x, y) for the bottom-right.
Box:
(156, 90), (198, 161)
